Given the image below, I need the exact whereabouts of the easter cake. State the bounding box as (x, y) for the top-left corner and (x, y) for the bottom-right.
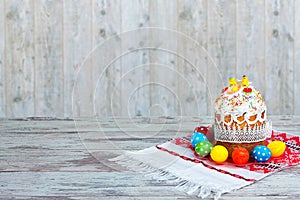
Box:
(214, 75), (272, 156)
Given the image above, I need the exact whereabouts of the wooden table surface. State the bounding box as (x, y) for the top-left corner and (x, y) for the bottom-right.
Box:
(1, 116), (300, 200)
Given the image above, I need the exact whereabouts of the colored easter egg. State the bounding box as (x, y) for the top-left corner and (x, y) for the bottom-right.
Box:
(195, 141), (213, 157)
(210, 145), (228, 163)
(232, 148), (250, 164)
(190, 132), (208, 147)
(267, 140), (286, 157)
(252, 145), (271, 162)
(194, 126), (208, 135)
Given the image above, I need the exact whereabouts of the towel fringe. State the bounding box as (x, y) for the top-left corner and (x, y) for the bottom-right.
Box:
(110, 152), (226, 200)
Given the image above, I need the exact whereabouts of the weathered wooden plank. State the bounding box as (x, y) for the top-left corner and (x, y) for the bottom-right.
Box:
(0, 172), (183, 197)
(0, 169), (299, 199)
(0, 148), (125, 172)
(48, 196), (300, 200)
(0, 197), (188, 200)
(2, 125), (300, 152)
(64, 0), (93, 117)
(0, 118), (209, 133)
(177, 0), (208, 116)
(120, 0), (150, 117)
(1, 116), (300, 133)
(207, 0), (237, 115)
(4, 0), (35, 117)
(148, 1), (178, 116)
(0, 0), (4, 117)
(92, 0), (121, 117)
(31, 197), (300, 200)
(236, 1), (266, 94)
(265, 0), (294, 115)
(0, 132), (169, 150)
(34, 0), (63, 117)
(294, 1), (300, 115)
(0, 197), (298, 200)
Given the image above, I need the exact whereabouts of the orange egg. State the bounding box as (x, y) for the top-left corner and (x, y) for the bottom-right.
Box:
(232, 148), (249, 164)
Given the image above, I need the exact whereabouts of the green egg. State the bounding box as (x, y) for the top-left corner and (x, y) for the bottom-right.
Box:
(195, 141), (213, 157)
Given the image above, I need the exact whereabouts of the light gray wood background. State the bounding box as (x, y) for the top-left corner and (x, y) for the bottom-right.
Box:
(0, 0), (299, 118)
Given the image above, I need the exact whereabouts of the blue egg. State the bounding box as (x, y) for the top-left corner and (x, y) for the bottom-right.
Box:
(252, 145), (272, 162)
(190, 132), (208, 147)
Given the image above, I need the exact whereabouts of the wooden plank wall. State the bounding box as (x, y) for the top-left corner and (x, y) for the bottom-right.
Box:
(0, 0), (299, 118)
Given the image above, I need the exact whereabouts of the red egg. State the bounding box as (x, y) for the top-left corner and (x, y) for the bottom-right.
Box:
(232, 148), (250, 164)
(194, 126), (208, 135)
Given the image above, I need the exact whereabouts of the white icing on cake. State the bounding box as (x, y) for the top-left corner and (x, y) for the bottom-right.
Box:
(214, 83), (266, 126)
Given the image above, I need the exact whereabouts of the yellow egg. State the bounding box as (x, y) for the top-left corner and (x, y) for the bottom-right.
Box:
(210, 145), (228, 163)
(267, 141), (286, 157)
